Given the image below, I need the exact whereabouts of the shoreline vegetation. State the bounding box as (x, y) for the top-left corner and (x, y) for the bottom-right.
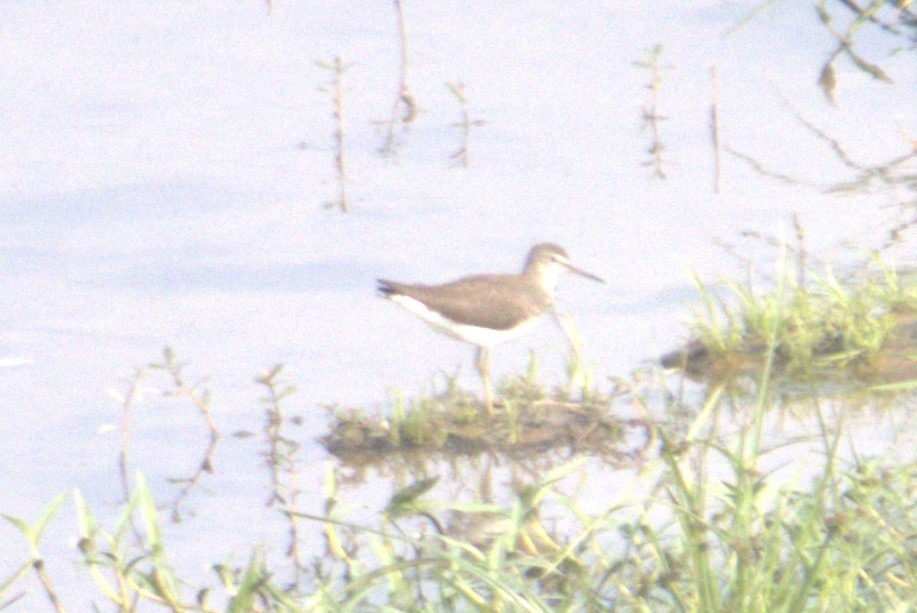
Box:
(662, 262), (917, 388)
(321, 258), (915, 461)
(3, 256), (914, 610)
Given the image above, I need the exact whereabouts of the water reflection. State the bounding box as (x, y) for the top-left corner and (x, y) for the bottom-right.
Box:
(289, 364), (914, 609)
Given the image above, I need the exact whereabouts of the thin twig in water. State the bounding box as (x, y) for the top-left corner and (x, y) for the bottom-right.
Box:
(710, 65), (722, 194)
(256, 365), (307, 589)
(115, 367), (148, 505)
(317, 56), (353, 213)
(634, 44), (670, 179)
(814, 2), (893, 104)
(157, 348), (221, 522)
(446, 82), (485, 168)
(724, 145), (813, 187)
(377, 0), (417, 157)
(773, 85), (862, 172)
(773, 84), (917, 195)
(793, 213), (808, 292)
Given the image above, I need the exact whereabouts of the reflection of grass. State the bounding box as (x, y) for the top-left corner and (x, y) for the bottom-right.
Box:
(812, 1), (896, 105)
(8, 361), (911, 609)
(107, 347), (219, 523)
(665, 257), (917, 385)
(2, 281), (913, 608)
(729, 0), (905, 104)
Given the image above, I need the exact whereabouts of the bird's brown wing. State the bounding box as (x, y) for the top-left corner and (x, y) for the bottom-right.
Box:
(382, 275), (551, 330)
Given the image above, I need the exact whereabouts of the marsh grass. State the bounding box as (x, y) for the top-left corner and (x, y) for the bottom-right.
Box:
(71, 475), (297, 611)
(2, 283), (913, 610)
(2, 354), (913, 610)
(667, 256), (916, 385)
(321, 351), (631, 460)
(4, 370), (912, 611)
(297, 359), (915, 611)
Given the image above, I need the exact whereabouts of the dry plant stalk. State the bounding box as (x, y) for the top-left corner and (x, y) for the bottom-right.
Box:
(111, 348), (221, 525)
(256, 364), (307, 588)
(447, 81), (485, 167)
(317, 56), (353, 213)
(815, 2), (893, 105)
(709, 65), (721, 194)
(115, 367), (147, 505)
(634, 44), (669, 179)
(159, 348), (220, 522)
(377, 0), (417, 157)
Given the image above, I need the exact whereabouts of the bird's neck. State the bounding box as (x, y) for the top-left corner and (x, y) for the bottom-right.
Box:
(523, 265), (560, 297)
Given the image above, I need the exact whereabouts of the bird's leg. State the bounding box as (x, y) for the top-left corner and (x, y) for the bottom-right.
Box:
(475, 346), (494, 417)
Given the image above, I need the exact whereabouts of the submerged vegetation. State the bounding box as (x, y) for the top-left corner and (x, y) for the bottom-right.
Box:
(2, 351), (913, 610)
(2, 254), (914, 609)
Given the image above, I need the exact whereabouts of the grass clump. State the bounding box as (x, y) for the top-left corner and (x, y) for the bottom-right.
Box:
(2, 337), (913, 609)
(321, 354), (630, 461)
(8, 398), (910, 610)
(4, 259), (914, 610)
(322, 385), (626, 460)
(666, 259), (916, 384)
(305, 366), (916, 611)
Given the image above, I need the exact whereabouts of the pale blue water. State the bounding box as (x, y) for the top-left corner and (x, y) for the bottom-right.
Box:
(1, 1), (913, 607)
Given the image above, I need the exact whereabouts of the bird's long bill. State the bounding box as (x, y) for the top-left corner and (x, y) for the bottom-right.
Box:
(567, 264), (605, 283)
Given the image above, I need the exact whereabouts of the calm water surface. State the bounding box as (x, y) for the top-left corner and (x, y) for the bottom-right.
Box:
(1, 1), (913, 606)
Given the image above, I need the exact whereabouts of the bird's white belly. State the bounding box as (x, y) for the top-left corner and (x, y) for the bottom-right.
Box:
(390, 294), (542, 348)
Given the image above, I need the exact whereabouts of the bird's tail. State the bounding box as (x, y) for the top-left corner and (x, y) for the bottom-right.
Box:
(377, 279), (400, 297)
